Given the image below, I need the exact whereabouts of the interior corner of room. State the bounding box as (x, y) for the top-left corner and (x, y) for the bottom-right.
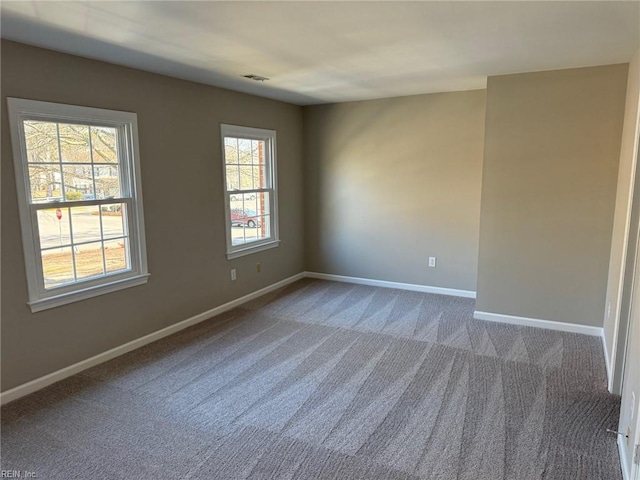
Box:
(2, 2), (640, 479)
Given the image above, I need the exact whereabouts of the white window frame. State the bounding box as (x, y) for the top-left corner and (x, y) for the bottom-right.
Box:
(220, 124), (279, 259)
(7, 98), (149, 312)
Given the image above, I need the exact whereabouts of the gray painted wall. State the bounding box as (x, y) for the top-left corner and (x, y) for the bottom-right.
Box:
(303, 90), (486, 292)
(1, 41), (305, 391)
(476, 64), (629, 327)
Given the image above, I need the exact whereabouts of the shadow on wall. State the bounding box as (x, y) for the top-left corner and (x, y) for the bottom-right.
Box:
(303, 91), (485, 291)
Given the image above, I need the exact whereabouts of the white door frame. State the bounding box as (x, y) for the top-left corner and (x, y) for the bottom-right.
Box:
(633, 413), (640, 480)
(612, 130), (640, 394)
(620, 186), (640, 480)
(622, 201), (640, 479)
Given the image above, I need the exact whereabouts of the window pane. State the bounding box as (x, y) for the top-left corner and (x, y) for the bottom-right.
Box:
(38, 208), (71, 249)
(91, 126), (118, 164)
(105, 239), (129, 273)
(230, 193), (242, 209)
(256, 191), (271, 216)
(231, 223), (246, 246)
(243, 215), (269, 244)
(24, 121), (59, 163)
(94, 165), (121, 199)
(238, 139), (252, 164)
(245, 214), (260, 229)
(224, 138), (239, 164)
(251, 140), (262, 165)
(58, 123), (91, 163)
(239, 166), (253, 189)
(71, 206), (101, 243)
(62, 165), (94, 200)
(230, 207), (246, 228)
(101, 203), (126, 239)
(257, 215), (271, 240)
(226, 165), (240, 191)
(74, 241), (105, 280)
(42, 246), (75, 289)
(243, 193), (257, 216)
(253, 165), (268, 189)
(29, 164), (62, 203)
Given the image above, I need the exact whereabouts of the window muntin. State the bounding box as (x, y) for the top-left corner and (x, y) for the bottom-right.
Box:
(221, 125), (279, 258)
(8, 99), (148, 312)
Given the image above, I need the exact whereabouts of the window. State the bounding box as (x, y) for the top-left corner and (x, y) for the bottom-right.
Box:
(221, 124), (279, 259)
(8, 98), (149, 312)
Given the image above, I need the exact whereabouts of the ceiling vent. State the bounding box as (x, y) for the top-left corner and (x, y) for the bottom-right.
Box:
(243, 74), (269, 82)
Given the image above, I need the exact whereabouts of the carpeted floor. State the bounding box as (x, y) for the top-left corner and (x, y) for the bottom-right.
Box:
(1, 279), (622, 479)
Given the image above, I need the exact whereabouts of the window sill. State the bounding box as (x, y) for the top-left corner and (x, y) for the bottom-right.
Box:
(226, 240), (280, 260)
(28, 273), (150, 313)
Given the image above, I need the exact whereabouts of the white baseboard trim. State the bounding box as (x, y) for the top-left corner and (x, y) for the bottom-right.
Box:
(304, 271), (476, 298)
(473, 310), (603, 337)
(618, 436), (630, 480)
(601, 330), (613, 392)
(0, 272), (305, 406)
(3, 271), (608, 404)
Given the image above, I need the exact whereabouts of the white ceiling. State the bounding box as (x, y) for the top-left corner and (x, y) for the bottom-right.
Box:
(1, 1), (639, 106)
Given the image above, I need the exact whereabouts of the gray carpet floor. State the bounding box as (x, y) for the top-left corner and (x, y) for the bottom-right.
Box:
(1, 279), (622, 479)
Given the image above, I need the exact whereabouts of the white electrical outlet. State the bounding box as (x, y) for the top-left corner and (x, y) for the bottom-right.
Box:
(428, 257), (437, 268)
(231, 269), (237, 281)
(606, 301), (611, 320)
